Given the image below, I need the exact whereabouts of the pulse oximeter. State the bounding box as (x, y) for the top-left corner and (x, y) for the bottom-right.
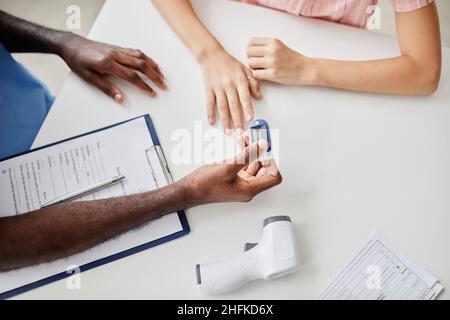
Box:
(249, 119), (271, 152)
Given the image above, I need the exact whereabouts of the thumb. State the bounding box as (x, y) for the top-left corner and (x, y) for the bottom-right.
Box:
(225, 139), (269, 175)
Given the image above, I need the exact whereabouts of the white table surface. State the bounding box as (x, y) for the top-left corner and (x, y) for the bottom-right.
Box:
(20, 0), (450, 299)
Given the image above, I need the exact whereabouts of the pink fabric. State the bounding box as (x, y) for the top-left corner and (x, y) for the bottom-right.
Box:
(241, 0), (434, 28)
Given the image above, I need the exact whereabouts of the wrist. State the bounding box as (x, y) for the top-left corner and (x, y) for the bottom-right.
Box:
(302, 57), (323, 86)
(193, 40), (224, 64)
(50, 31), (77, 60)
(175, 177), (202, 208)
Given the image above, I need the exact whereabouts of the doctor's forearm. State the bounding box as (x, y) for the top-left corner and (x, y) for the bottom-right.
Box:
(0, 181), (190, 272)
(0, 10), (69, 54)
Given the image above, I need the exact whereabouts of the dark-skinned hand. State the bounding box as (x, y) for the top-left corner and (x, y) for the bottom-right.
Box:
(59, 33), (166, 102)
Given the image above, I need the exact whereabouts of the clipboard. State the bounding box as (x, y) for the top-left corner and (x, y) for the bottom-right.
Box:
(0, 114), (190, 299)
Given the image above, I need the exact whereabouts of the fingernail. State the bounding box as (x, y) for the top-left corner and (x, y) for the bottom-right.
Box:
(208, 117), (215, 124)
(114, 92), (122, 102)
(246, 114), (253, 122)
(225, 128), (233, 135)
(235, 128), (243, 136)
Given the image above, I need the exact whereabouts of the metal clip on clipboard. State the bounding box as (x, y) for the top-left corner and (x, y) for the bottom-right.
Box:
(145, 145), (174, 188)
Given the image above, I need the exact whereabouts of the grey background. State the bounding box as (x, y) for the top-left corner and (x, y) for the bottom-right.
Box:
(0, 0), (449, 96)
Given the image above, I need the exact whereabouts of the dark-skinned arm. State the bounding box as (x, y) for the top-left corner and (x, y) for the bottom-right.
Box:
(0, 182), (187, 272)
(0, 141), (281, 271)
(0, 9), (66, 53)
(0, 10), (166, 101)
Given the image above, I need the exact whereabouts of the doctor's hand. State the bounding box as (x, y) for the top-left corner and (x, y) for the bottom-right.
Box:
(247, 38), (315, 86)
(58, 33), (167, 102)
(180, 140), (281, 206)
(200, 49), (263, 131)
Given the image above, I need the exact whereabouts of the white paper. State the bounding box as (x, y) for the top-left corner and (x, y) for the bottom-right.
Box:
(320, 232), (444, 300)
(0, 116), (184, 295)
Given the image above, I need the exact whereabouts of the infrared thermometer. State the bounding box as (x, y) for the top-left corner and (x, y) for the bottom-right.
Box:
(196, 216), (301, 295)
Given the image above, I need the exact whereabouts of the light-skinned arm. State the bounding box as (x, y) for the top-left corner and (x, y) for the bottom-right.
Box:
(152, 0), (262, 131)
(0, 141), (281, 271)
(247, 3), (441, 95)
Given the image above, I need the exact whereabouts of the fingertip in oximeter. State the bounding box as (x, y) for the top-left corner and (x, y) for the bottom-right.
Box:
(249, 119), (272, 152)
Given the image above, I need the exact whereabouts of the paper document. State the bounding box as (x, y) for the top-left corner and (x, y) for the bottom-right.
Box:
(1, 117), (165, 213)
(320, 232), (443, 300)
(0, 116), (185, 296)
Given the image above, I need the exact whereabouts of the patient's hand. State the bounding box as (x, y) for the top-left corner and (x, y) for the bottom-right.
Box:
(59, 33), (167, 102)
(247, 37), (315, 86)
(180, 140), (281, 205)
(199, 49), (262, 131)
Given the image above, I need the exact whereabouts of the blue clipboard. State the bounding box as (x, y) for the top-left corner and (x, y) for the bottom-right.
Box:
(0, 114), (190, 299)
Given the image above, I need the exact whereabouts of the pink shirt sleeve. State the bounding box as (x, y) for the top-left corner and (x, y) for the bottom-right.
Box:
(240, 0), (435, 28)
(392, 0), (434, 13)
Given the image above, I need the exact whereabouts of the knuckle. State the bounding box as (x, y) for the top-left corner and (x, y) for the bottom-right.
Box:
(230, 103), (239, 112)
(127, 71), (140, 81)
(217, 101), (226, 111)
(99, 57), (113, 68)
(268, 56), (276, 65)
(222, 79), (233, 88)
(230, 102), (239, 110)
(83, 72), (95, 82)
(110, 49), (120, 58)
(236, 74), (248, 85)
(137, 60), (147, 72)
(135, 50), (145, 58)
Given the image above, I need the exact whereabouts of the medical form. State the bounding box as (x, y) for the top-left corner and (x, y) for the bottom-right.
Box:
(320, 232), (443, 300)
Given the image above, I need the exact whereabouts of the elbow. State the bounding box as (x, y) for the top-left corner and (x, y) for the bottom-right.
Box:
(415, 64), (441, 96)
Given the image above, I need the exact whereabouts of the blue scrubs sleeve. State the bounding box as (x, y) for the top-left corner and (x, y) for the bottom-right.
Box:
(0, 42), (55, 159)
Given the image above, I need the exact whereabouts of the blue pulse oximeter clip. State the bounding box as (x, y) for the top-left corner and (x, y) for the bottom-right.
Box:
(249, 119), (272, 152)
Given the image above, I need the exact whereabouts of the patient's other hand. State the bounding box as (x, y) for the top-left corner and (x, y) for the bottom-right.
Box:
(247, 37), (315, 86)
